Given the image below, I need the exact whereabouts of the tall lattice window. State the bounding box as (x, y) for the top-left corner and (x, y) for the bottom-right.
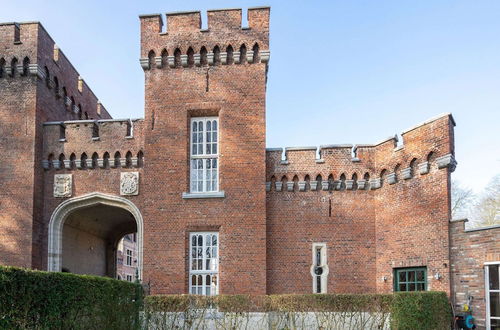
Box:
(190, 117), (219, 193)
(189, 232), (219, 295)
(126, 249), (133, 266)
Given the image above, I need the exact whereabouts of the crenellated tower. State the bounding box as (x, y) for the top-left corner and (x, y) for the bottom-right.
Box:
(139, 8), (270, 294)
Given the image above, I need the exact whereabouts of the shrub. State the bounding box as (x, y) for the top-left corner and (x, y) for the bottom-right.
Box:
(390, 291), (451, 330)
(0, 265), (142, 330)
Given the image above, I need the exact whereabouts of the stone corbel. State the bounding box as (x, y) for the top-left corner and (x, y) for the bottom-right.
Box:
(120, 158), (127, 167)
(321, 181), (330, 191)
(370, 178), (381, 190)
(419, 162), (430, 175)
(63, 160), (71, 169)
(139, 58), (149, 70)
(52, 160), (61, 170)
(167, 56), (175, 68)
(275, 181), (283, 192)
(246, 50), (254, 63)
(436, 154), (457, 172)
(180, 55), (188, 67)
(207, 53), (214, 65)
(298, 181), (306, 191)
(75, 160), (83, 170)
(357, 179), (367, 190)
(265, 182), (271, 192)
(16, 64), (24, 75)
(97, 159), (105, 168)
(345, 180), (354, 190)
(220, 52), (228, 65)
(154, 56), (162, 69)
(85, 159), (93, 169)
(401, 168), (412, 180)
(233, 51), (241, 64)
(131, 157), (138, 167)
(42, 160), (50, 170)
(260, 50), (270, 63)
(334, 180), (342, 191)
(286, 181), (294, 192)
(4, 66), (13, 77)
(29, 64), (45, 79)
(387, 173), (397, 185)
(194, 54), (201, 66)
(310, 180), (318, 191)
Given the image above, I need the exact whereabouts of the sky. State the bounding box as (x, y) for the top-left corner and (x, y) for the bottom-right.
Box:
(1, 0), (499, 193)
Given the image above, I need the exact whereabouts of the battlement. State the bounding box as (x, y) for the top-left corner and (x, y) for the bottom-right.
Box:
(0, 21), (110, 121)
(42, 119), (145, 170)
(139, 7), (270, 70)
(265, 113), (456, 192)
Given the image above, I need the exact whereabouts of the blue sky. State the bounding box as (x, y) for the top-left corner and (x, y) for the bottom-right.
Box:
(2, 0), (499, 192)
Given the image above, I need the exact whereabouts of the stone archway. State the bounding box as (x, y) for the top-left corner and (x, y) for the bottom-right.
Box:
(48, 192), (143, 280)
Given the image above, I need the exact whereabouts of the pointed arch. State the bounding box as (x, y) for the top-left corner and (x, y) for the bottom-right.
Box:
(103, 152), (110, 169)
(0, 58), (5, 78)
(252, 43), (260, 63)
(125, 151), (133, 168)
(114, 151), (121, 168)
(213, 45), (221, 65)
(352, 173), (358, 190)
(226, 45), (234, 64)
(339, 173), (346, 191)
(44, 66), (50, 87)
(92, 152), (99, 168)
(363, 172), (370, 190)
(148, 50), (156, 69)
(47, 192), (144, 279)
(200, 46), (208, 66)
(80, 153), (88, 169)
(380, 169), (387, 187)
(10, 57), (18, 77)
(160, 49), (168, 67)
(53, 76), (60, 97)
(239, 44), (247, 64)
(187, 47), (194, 67)
(137, 150), (144, 168)
(22, 57), (30, 76)
(77, 104), (83, 119)
(174, 48), (181, 67)
(69, 153), (76, 169)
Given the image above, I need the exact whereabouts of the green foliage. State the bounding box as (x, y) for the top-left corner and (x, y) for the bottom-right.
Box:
(0, 265), (142, 330)
(390, 291), (451, 330)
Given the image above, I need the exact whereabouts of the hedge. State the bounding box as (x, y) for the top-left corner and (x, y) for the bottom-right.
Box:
(0, 266), (142, 330)
(145, 292), (451, 329)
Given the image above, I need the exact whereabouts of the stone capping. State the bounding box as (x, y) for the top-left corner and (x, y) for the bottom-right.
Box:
(345, 180), (354, 190)
(401, 168), (412, 180)
(275, 181), (283, 192)
(465, 223), (500, 233)
(285, 146), (317, 151)
(140, 50), (270, 70)
(357, 179), (367, 190)
(43, 118), (143, 126)
(370, 178), (381, 190)
(298, 181), (306, 191)
(419, 161), (430, 175)
(402, 113), (456, 135)
(436, 153), (457, 172)
(387, 173), (397, 185)
(286, 181), (294, 192)
(182, 191), (225, 199)
(321, 181), (329, 191)
(47, 192), (144, 280)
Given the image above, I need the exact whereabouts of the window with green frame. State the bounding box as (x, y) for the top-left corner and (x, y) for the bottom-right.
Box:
(394, 267), (427, 292)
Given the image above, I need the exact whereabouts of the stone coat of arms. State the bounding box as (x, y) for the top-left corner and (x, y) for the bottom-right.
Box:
(53, 174), (72, 198)
(120, 172), (139, 196)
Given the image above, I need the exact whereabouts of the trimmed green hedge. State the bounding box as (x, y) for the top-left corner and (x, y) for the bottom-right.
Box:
(145, 292), (451, 329)
(0, 266), (142, 330)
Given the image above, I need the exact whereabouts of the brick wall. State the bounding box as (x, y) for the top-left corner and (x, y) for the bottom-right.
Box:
(450, 220), (500, 329)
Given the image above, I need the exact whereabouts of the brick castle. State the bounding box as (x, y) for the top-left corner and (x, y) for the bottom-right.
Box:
(0, 7), (498, 329)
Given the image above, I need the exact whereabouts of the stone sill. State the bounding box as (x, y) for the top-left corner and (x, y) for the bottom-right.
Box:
(182, 191), (225, 199)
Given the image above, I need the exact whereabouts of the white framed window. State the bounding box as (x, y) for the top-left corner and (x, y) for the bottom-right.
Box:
(486, 262), (500, 329)
(126, 249), (133, 266)
(190, 117), (219, 193)
(189, 232), (219, 295)
(310, 243), (329, 294)
(126, 274), (133, 282)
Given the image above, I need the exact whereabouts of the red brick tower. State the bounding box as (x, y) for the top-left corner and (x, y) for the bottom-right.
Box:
(139, 8), (270, 294)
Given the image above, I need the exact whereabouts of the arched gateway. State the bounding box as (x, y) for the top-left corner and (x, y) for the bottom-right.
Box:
(48, 192), (143, 279)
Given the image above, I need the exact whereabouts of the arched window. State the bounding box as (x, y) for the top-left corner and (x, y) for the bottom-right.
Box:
(200, 47), (208, 66)
(410, 158), (418, 177)
(0, 58), (5, 78)
(226, 45), (234, 64)
(363, 172), (370, 190)
(148, 50), (156, 69)
(380, 169), (387, 187)
(44, 66), (50, 88)
(137, 150), (144, 167)
(352, 173), (358, 190)
(103, 152), (110, 168)
(239, 44), (247, 64)
(174, 48), (181, 67)
(327, 174), (334, 191)
(252, 43), (260, 63)
(187, 47), (194, 67)
(92, 152), (99, 168)
(22, 57), (30, 76)
(59, 153), (66, 168)
(80, 153), (88, 169)
(339, 173), (346, 191)
(10, 58), (18, 77)
(213, 46), (221, 65)
(114, 152), (121, 168)
(125, 151), (133, 168)
(161, 49), (168, 67)
(69, 153), (76, 170)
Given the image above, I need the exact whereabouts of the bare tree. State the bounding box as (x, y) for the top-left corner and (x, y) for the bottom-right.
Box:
(451, 179), (475, 220)
(476, 174), (500, 227)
